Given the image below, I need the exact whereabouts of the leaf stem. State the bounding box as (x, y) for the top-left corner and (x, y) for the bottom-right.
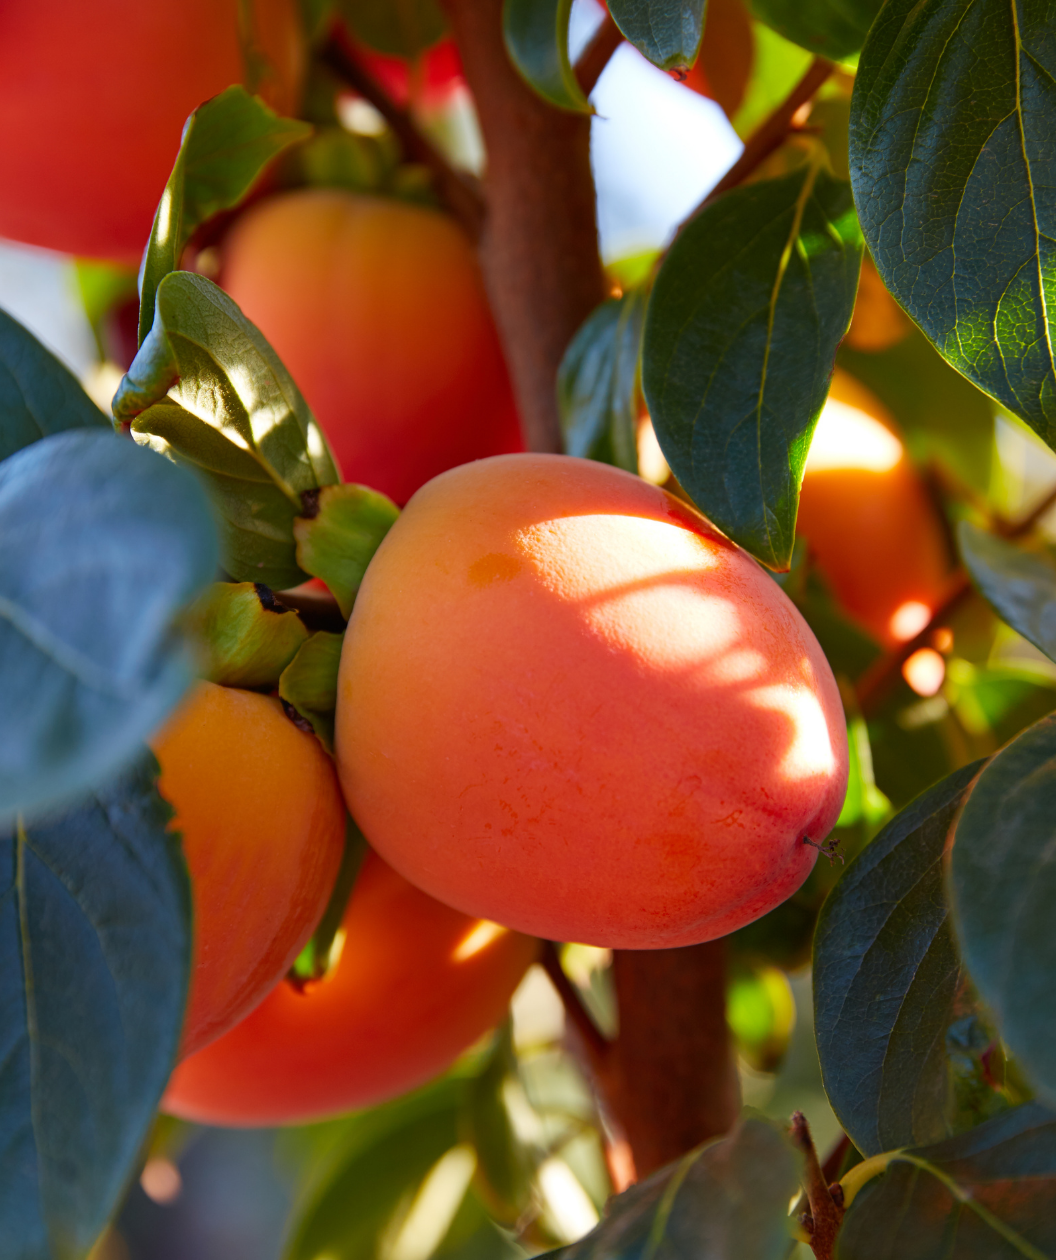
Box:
(791, 1111), (844, 1260)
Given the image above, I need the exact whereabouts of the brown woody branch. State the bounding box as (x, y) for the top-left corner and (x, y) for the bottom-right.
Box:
(320, 27), (486, 240)
(574, 14), (624, 97)
(791, 1112), (845, 1260)
(541, 941), (611, 1070)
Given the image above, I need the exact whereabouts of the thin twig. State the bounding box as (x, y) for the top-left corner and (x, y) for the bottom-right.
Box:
(541, 941), (611, 1069)
(574, 14), (624, 97)
(320, 27), (487, 240)
(791, 1112), (844, 1260)
(1000, 479), (1056, 539)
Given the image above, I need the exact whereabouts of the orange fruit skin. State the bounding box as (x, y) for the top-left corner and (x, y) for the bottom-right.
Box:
(162, 851), (538, 1125)
(151, 681), (345, 1058)
(220, 189), (524, 504)
(335, 455), (849, 949)
(797, 371), (950, 647)
(0, 0), (303, 262)
(682, 0), (754, 120)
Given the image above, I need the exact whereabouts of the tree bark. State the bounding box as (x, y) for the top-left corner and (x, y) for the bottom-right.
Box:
(440, 0), (607, 454)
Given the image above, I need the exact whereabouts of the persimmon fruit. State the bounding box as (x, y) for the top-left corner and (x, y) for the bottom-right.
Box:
(220, 189), (524, 504)
(335, 454), (849, 949)
(150, 681), (345, 1058)
(0, 0), (303, 262)
(797, 369), (951, 647)
(163, 850), (538, 1125)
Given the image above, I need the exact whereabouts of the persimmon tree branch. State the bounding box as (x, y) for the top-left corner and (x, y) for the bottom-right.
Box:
(574, 14), (623, 96)
(791, 1112), (845, 1260)
(320, 27), (486, 240)
(541, 941), (611, 1070)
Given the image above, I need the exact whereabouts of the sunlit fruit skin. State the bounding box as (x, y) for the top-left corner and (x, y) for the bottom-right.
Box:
(162, 851), (538, 1125)
(797, 369), (951, 647)
(220, 189), (524, 504)
(0, 0), (303, 261)
(335, 454), (849, 949)
(150, 681), (345, 1058)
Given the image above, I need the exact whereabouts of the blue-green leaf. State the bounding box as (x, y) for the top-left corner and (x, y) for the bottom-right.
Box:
(139, 86), (310, 344)
(0, 757), (191, 1260)
(0, 307), (107, 463)
(641, 163), (862, 569)
(503, 0), (591, 113)
(0, 430), (217, 824)
(607, 1), (704, 72)
(850, 0), (1056, 447)
(959, 521), (1056, 664)
(814, 762), (985, 1157)
(336, 0), (447, 56)
(950, 712), (1056, 1107)
(751, 0), (883, 61)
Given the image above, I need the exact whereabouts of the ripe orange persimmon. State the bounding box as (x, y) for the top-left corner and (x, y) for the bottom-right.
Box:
(0, 0), (303, 261)
(151, 681), (345, 1057)
(797, 369), (951, 647)
(220, 189), (524, 504)
(163, 851), (538, 1125)
(335, 455), (849, 949)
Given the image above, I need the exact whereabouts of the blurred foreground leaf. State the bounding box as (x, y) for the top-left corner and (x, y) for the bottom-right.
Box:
(0, 430), (217, 822)
(750, 0), (883, 61)
(959, 522), (1056, 664)
(503, 0), (590, 113)
(0, 758), (191, 1260)
(337, 0), (447, 56)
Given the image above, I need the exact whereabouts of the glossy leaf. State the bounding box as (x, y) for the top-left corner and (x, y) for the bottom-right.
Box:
(0, 430), (217, 823)
(750, 0), (882, 61)
(959, 522), (1056, 664)
(950, 713), (1056, 1107)
(186, 581), (309, 688)
(543, 1113), (798, 1259)
(503, 0), (591, 114)
(278, 631), (344, 751)
(837, 1103), (1056, 1259)
(294, 483), (399, 619)
(337, 0), (447, 56)
(641, 163), (862, 569)
(607, 0), (704, 72)
(0, 306), (107, 462)
(558, 292), (644, 474)
(0, 757), (191, 1260)
(115, 272), (339, 590)
(139, 86), (309, 343)
(850, 0), (1056, 447)
(814, 762), (985, 1157)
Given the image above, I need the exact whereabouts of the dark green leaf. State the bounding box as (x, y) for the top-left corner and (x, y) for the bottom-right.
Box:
(959, 522), (1056, 664)
(850, 0), (1056, 446)
(0, 430), (217, 824)
(950, 712), (1056, 1107)
(607, 0), (704, 71)
(544, 1113), (798, 1260)
(814, 763), (985, 1157)
(337, 0), (447, 56)
(294, 483), (399, 619)
(641, 164), (862, 570)
(278, 631), (344, 750)
(558, 292), (644, 474)
(186, 581), (309, 688)
(139, 86), (309, 344)
(115, 272), (339, 590)
(0, 757), (191, 1260)
(503, 0), (591, 113)
(0, 306), (107, 462)
(750, 0), (882, 61)
(837, 1103), (1056, 1260)
(301, 0), (336, 42)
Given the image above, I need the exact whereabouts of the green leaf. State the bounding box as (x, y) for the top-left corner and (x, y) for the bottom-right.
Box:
(641, 163), (862, 569)
(289, 815), (368, 986)
(0, 306), (107, 463)
(541, 1113), (798, 1259)
(814, 762), (986, 1157)
(139, 86), (310, 344)
(558, 292), (644, 474)
(186, 581), (309, 688)
(750, 0), (882, 61)
(837, 1103), (1056, 1260)
(607, 0), (705, 72)
(959, 522), (1056, 664)
(0, 430), (217, 824)
(278, 631), (344, 751)
(0, 756), (191, 1260)
(337, 0), (448, 56)
(850, 0), (1056, 447)
(950, 712), (1056, 1108)
(503, 0), (591, 114)
(294, 483), (399, 619)
(115, 271), (340, 590)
